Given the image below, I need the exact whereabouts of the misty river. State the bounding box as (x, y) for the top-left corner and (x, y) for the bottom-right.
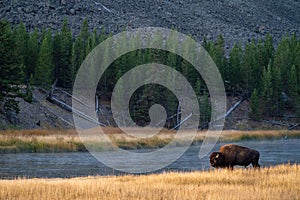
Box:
(0, 138), (299, 179)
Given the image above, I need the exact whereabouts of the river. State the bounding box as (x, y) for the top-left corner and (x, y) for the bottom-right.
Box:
(0, 138), (299, 179)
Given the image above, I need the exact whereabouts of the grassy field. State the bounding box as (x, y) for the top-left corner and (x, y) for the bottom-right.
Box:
(0, 164), (299, 200)
(0, 128), (300, 153)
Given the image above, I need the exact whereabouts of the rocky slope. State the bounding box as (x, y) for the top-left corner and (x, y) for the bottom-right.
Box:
(1, 0), (300, 46)
(0, 88), (74, 130)
(1, 87), (298, 130)
(1, 0), (300, 130)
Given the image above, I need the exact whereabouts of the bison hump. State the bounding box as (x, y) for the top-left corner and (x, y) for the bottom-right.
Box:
(221, 144), (247, 149)
(219, 144), (253, 154)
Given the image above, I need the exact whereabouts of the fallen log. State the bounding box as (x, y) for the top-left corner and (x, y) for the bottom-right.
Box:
(288, 123), (300, 130)
(48, 96), (106, 127)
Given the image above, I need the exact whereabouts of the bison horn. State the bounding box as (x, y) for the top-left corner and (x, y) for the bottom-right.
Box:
(216, 153), (219, 158)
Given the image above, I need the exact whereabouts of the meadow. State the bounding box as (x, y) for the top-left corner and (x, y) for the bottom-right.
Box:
(0, 128), (300, 153)
(0, 164), (298, 200)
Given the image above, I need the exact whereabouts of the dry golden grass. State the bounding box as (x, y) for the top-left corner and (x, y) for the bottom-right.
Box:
(0, 129), (84, 153)
(220, 130), (300, 141)
(0, 129), (300, 152)
(0, 164), (299, 200)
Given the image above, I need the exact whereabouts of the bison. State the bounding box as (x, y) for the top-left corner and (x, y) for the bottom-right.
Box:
(210, 144), (260, 170)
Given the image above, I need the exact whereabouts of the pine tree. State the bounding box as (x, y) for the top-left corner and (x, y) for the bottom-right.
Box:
(250, 40), (261, 91)
(26, 28), (39, 80)
(14, 22), (34, 103)
(288, 65), (299, 113)
(295, 40), (300, 96)
(228, 43), (242, 94)
(241, 43), (253, 93)
(293, 39), (300, 122)
(112, 69), (126, 126)
(290, 33), (298, 65)
(291, 34), (300, 95)
(35, 29), (54, 89)
(57, 19), (73, 88)
(93, 28), (100, 46)
(249, 88), (262, 120)
(202, 36), (209, 51)
(113, 28), (129, 77)
(206, 35), (227, 81)
(199, 91), (211, 128)
(72, 19), (90, 78)
(72, 37), (84, 79)
(195, 79), (202, 96)
(205, 40), (215, 57)
(165, 67), (178, 127)
(52, 32), (62, 83)
(41, 28), (47, 43)
(80, 19), (90, 57)
(166, 28), (178, 71)
(181, 34), (198, 85)
(22, 28), (39, 102)
(270, 60), (284, 117)
(98, 32), (114, 93)
(86, 28), (98, 55)
(274, 35), (292, 91)
(126, 31), (139, 68)
(264, 33), (274, 61)
(256, 39), (265, 69)
(258, 33), (274, 68)
(261, 62), (273, 116)
(98, 26), (107, 43)
(241, 40), (259, 94)
(296, 97), (300, 118)
(0, 20), (23, 113)
(14, 22), (28, 68)
(86, 36), (93, 56)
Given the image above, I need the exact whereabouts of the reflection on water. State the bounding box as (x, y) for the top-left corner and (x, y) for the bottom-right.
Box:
(0, 139), (299, 179)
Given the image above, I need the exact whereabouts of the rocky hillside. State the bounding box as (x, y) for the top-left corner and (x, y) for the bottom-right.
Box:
(1, 0), (300, 46)
(1, 87), (298, 130)
(1, 0), (300, 130)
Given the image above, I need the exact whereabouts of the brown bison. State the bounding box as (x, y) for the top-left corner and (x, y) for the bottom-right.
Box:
(210, 144), (260, 170)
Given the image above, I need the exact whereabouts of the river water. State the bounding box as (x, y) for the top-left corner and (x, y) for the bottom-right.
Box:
(0, 139), (299, 179)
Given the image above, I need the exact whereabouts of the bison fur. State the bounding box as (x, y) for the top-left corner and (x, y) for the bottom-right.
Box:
(210, 144), (260, 170)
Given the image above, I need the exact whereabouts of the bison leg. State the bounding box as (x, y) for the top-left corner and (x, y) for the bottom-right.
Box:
(253, 163), (260, 170)
(252, 160), (260, 169)
(227, 165), (234, 170)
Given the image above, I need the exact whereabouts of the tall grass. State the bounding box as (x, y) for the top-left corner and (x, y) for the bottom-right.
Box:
(220, 130), (300, 141)
(0, 129), (300, 153)
(0, 164), (299, 200)
(0, 129), (85, 153)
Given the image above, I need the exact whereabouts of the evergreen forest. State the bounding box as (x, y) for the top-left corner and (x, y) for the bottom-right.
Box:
(0, 19), (299, 128)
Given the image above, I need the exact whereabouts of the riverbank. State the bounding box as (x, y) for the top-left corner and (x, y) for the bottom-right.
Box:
(0, 164), (298, 200)
(1, 129), (300, 153)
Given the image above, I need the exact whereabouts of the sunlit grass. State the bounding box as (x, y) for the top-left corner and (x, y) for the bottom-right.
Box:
(0, 129), (299, 153)
(0, 164), (298, 200)
(220, 130), (300, 141)
(0, 129), (84, 153)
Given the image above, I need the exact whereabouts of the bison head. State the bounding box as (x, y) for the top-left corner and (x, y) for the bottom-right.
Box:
(210, 152), (225, 168)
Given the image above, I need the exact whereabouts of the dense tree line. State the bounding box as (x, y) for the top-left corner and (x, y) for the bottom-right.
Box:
(0, 19), (299, 127)
(0, 20), (23, 114)
(204, 34), (300, 120)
